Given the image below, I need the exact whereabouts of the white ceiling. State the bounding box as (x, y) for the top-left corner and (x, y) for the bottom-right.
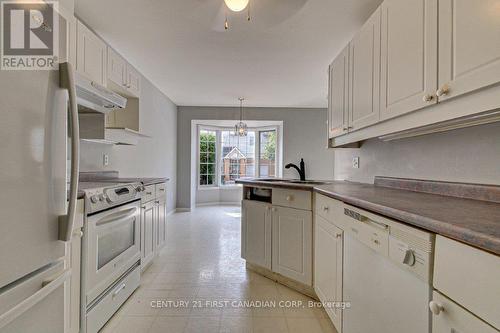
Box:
(75, 0), (383, 108)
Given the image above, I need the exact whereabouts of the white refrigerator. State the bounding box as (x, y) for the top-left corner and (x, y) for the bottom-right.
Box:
(0, 62), (80, 333)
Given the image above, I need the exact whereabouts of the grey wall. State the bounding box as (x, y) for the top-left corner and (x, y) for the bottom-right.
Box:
(80, 77), (178, 213)
(177, 106), (334, 209)
(334, 122), (500, 185)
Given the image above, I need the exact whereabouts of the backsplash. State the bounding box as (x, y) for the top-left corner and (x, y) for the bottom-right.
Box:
(334, 122), (500, 186)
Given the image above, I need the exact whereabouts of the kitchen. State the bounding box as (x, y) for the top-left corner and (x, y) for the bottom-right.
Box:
(0, 0), (499, 333)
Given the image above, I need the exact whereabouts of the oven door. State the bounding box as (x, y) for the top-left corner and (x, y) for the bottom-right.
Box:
(85, 201), (141, 303)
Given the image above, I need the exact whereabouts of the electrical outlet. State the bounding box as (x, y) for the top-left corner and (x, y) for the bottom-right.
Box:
(103, 154), (109, 166)
(352, 156), (360, 169)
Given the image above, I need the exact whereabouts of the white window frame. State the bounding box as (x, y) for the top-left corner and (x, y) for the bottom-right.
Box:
(197, 124), (282, 189)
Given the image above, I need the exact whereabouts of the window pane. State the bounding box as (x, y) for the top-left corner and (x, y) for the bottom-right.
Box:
(220, 131), (256, 185)
(259, 130), (276, 177)
(199, 130), (216, 186)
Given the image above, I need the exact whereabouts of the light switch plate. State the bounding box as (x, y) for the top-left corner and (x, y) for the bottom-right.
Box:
(103, 154), (109, 166)
(352, 156), (360, 169)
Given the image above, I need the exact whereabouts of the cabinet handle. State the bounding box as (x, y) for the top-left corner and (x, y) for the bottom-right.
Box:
(322, 206), (329, 211)
(335, 233), (342, 238)
(422, 94), (434, 102)
(272, 207), (277, 212)
(285, 195), (293, 201)
(436, 84), (450, 97)
(429, 301), (444, 316)
(72, 230), (83, 237)
(145, 192), (152, 195)
(141, 206), (146, 209)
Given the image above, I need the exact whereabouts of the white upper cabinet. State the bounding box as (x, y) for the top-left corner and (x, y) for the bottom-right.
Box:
(328, 46), (349, 138)
(349, 7), (381, 130)
(438, 0), (500, 102)
(107, 47), (127, 89)
(379, 0), (438, 120)
(76, 20), (107, 86)
(107, 47), (142, 98)
(126, 65), (141, 97)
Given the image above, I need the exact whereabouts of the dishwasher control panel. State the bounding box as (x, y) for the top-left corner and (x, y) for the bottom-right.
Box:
(343, 204), (435, 283)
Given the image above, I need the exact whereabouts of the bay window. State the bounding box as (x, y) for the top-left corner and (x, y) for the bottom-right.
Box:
(198, 126), (280, 187)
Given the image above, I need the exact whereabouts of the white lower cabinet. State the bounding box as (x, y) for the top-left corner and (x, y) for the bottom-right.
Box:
(272, 206), (312, 286)
(431, 291), (498, 333)
(141, 200), (156, 269)
(314, 215), (343, 333)
(140, 182), (168, 270)
(156, 197), (167, 250)
(241, 200), (272, 270)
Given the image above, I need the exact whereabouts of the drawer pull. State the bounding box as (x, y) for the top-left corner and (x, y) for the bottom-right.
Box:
(372, 239), (380, 245)
(322, 206), (329, 211)
(145, 192), (152, 195)
(286, 195), (293, 201)
(429, 301), (444, 316)
(336, 233), (342, 238)
(112, 283), (126, 298)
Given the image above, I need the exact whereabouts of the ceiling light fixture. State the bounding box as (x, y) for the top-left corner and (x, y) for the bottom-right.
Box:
(223, 0), (251, 30)
(235, 97), (248, 137)
(224, 0), (249, 12)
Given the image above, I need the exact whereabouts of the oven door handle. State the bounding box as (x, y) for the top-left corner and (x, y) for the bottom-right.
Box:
(96, 207), (138, 227)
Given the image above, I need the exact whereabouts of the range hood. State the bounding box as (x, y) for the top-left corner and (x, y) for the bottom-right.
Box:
(76, 73), (127, 113)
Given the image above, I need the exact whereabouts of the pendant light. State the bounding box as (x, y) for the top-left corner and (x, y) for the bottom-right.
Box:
(235, 97), (248, 137)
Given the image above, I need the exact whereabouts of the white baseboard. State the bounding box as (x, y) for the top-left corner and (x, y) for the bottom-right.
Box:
(174, 208), (191, 213)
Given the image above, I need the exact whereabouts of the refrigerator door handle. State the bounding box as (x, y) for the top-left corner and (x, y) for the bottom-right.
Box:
(58, 62), (80, 242)
(0, 269), (71, 330)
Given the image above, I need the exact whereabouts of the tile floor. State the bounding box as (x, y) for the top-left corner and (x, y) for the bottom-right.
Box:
(100, 205), (337, 333)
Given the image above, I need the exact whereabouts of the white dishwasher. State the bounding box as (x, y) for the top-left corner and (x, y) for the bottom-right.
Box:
(342, 204), (434, 333)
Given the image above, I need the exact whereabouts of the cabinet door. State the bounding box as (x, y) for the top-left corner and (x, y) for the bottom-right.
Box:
(76, 20), (107, 86)
(328, 46), (349, 138)
(57, 5), (76, 68)
(64, 228), (82, 333)
(349, 8), (381, 130)
(314, 215), (343, 332)
(156, 199), (167, 250)
(438, 0), (500, 102)
(272, 206), (312, 285)
(141, 201), (156, 268)
(431, 291), (498, 333)
(380, 0), (438, 120)
(107, 47), (127, 88)
(241, 200), (272, 270)
(127, 65), (141, 97)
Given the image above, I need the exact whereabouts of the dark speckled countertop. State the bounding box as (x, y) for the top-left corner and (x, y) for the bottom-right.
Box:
(237, 178), (500, 255)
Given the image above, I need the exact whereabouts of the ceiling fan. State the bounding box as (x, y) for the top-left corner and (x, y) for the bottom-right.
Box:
(208, 0), (309, 31)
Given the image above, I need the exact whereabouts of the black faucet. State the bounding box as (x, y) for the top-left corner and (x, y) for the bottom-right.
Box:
(285, 158), (306, 181)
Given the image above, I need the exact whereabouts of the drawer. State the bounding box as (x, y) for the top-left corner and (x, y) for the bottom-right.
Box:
(434, 235), (500, 329)
(86, 265), (140, 333)
(272, 188), (311, 210)
(141, 184), (156, 202)
(155, 182), (167, 197)
(431, 291), (498, 333)
(314, 193), (343, 224)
